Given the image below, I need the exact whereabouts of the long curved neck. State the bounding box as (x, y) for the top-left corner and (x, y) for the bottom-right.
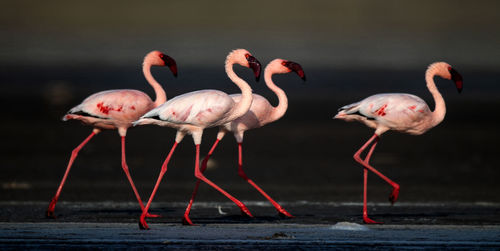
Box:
(425, 68), (446, 127)
(264, 68), (288, 123)
(143, 62), (167, 107)
(225, 59), (253, 121)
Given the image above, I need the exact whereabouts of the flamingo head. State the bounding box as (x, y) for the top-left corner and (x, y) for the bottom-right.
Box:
(228, 49), (262, 82)
(280, 59), (306, 81)
(429, 62), (463, 93)
(145, 50), (178, 77)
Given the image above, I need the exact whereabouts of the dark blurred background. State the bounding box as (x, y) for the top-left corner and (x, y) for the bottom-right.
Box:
(1, 1), (499, 205)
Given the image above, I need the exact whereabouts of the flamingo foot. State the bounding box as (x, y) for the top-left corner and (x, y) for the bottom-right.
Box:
(277, 208), (294, 218)
(389, 184), (400, 204)
(363, 215), (383, 224)
(46, 198), (57, 219)
(46, 210), (56, 219)
(182, 215), (195, 226)
(240, 206), (254, 218)
(138, 215), (150, 230)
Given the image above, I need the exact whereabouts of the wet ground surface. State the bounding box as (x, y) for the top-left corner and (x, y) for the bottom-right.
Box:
(2, 201), (500, 226)
(1, 201), (500, 249)
(2, 222), (500, 250)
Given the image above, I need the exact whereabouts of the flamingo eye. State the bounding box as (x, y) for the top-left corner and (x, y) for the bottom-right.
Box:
(245, 53), (250, 59)
(447, 66), (452, 71)
(159, 54), (165, 59)
(282, 61), (287, 66)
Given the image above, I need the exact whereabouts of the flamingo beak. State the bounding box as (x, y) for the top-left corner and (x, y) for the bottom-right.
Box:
(449, 67), (463, 93)
(246, 55), (261, 82)
(284, 61), (306, 81)
(161, 55), (178, 77)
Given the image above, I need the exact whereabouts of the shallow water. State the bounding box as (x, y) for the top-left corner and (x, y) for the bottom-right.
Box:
(1, 201), (499, 249)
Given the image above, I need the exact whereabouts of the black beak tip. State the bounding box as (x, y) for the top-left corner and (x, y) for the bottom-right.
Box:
(247, 56), (262, 82)
(285, 61), (306, 83)
(162, 57), (178, 78)
(454, 80), (463, 94)
(170, 67), (178, 78)
(449, 67), (463, 94)
(169, 63), (178, 78)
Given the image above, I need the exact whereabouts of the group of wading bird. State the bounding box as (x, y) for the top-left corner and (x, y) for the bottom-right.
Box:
(45, 49), (463, 229)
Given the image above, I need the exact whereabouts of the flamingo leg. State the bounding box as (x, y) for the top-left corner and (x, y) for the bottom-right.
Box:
(139, 141), (178, 230)
(354, 134), (400, 224)
(362, 138), (382, 224)
(193, 144), (253, 219)
(237, 143), (293, 218)
(46, 130), (97, 218)
(120, 136), (160, 218)
(182, 138), (221, 225)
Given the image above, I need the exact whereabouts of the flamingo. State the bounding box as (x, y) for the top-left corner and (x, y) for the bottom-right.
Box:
(46, 51), (177, 218)
(334, 62), (463, 224)
(182, 58), (306, 225)
(133, 49), (261, 230)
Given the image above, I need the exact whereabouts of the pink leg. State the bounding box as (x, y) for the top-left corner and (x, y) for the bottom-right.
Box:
(354, 134), (400, 224)
(46, 131), (97, 218)
(237, 143), (293, 218)
(362, 138), (382, 224)
(120, 136), (160, 218)
(182, 139), (221, 225)
(193, 144), (253, 219)
(139, 141), (178, 230)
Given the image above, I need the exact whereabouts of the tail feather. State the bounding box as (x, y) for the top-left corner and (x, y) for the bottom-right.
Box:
(334, 102), (361, 118)
(334, 101), (361, 119)
(338, 101), (361, 113)
(132, 107), (160, 126)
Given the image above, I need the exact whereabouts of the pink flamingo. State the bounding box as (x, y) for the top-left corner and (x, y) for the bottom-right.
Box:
(334, 62), (463, 224)
(133, 49), (261, 230)
(182, 59), (306, 225)
(46, 51), (177, 218)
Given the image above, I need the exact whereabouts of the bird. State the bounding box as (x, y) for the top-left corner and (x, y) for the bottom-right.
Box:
(182, 58), (306, 225)
(334, 62), (463, 224)
(133, 49), (261, 230)
(46, 51), (177, 218)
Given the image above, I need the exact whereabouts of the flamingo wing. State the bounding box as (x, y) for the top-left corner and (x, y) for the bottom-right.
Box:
(142, 90), (234, 126)
(337, 101), (363, 116)
(68, 90), (153, 121)
(357, 93), (431, 127)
